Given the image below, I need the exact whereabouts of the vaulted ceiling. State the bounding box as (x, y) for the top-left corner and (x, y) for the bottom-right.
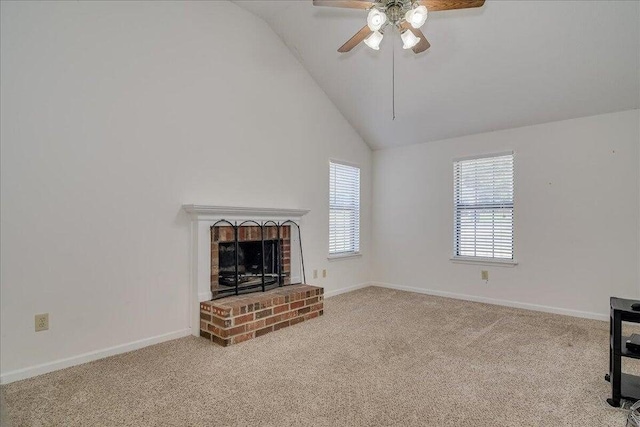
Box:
(236, 1), (640, 150)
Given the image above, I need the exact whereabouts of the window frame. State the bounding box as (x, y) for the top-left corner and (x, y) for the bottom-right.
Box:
(328, 159), (361, 260)
(451, 152), (518, 267)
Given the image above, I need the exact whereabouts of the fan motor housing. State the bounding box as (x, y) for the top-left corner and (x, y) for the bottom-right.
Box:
(384, 0), (412, 23)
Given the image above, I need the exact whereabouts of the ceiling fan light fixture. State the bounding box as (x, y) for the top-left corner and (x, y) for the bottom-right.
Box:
(405, 5), (428, 29)
(367, 8), (387, 31)
(364, 30), (384, 50)
(401, 29), (420, 49)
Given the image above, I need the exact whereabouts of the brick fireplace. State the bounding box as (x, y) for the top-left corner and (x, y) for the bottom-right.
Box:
(182, 205), (314, 338)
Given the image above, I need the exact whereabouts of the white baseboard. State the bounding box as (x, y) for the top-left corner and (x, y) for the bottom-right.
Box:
(324, 282), (371, 298)
(3, 282), (605, 385)
(372, 282), (609, 322)
(0, 328), (192, 385)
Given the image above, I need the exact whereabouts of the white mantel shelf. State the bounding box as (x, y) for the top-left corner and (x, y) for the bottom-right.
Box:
(182, 204), (310, 220)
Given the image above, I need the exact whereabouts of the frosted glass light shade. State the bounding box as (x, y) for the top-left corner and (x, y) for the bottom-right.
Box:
(401, 30), (420, 49)
(405, 5), (428, 29)
(364, 30), (384, 50)
(367, 9), (387, 31)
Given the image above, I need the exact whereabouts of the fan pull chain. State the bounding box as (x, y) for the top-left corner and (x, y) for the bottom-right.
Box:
(392, 34), (396, 120)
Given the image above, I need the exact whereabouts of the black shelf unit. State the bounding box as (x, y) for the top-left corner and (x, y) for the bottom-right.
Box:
(605, 297), (640, 407)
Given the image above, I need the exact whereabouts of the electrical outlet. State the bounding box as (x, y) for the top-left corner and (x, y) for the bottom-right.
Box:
(313, 269), (318, 279)
(322, 269), (327, 278)
(35, 313), (49, 332)
(481, 270), (489, 281)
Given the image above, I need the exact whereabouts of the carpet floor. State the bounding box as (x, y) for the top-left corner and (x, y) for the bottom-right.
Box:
(1, 287), (637, 426)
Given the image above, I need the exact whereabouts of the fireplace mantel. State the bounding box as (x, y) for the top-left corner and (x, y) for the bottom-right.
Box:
(183, 204), (310, 221)
(183, 204), (310, 336)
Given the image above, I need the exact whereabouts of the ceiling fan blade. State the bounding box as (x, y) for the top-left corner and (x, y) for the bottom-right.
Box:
(400, 23), (430, 54)
(418, 0), (485, 11)
(338, 25), (373, 52)
(410, 29), (430, 54)
(313, 0), (375, 9)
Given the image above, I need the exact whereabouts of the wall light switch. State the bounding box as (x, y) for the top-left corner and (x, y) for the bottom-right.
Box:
(322, 269), (327, 278)
(313, 269), (318, 279)
(35, 313), (49, 332)
(481, 270), (489, 281)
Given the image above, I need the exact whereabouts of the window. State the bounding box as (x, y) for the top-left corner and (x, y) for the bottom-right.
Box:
(329, 161), (360, 256)
(453, 153), (514, 261)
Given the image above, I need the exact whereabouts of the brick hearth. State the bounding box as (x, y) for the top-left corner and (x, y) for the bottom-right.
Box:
(199, 284), (324, 346)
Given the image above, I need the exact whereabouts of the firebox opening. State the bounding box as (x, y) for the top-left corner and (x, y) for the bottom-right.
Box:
(218, 240), (280, 290)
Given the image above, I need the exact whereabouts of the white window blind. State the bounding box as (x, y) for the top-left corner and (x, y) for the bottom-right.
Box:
(329, 161), (360, 255)
(454, 154), (514, 260)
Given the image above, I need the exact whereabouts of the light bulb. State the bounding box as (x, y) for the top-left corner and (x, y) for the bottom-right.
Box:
(364, 30), (383, 50)
(401, 29), (420, 49)
(367, 9), (387, 31)
(405, 5), (428, 29)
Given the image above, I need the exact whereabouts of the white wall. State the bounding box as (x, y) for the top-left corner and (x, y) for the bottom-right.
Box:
(0, 1), (372, 381)
(372, 110), (640, 319)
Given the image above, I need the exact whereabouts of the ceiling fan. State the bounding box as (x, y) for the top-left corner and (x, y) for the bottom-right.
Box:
(313, 0), (485, 53)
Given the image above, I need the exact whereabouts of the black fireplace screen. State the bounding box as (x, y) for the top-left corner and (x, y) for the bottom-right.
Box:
(211, 220), (306, 300)
(218, 240), (279, 288)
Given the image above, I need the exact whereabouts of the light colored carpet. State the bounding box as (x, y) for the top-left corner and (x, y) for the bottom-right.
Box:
(1, 287), (636, 426)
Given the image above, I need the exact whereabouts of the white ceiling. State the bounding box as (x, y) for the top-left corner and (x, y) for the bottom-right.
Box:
(235, 0), (640, 150)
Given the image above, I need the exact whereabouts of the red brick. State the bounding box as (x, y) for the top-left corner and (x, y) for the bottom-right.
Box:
(274, 320), (290, 331)
(273, 304), (289, 315)
(228, 325), (246, 336)
(304, 311), (319, 321)
(211, 306), (231, 318)
(208, 324), (230, 338)
(246, 319), (266, 331)
(255, 308), (272, 319)
(310, 303), (324, 312)
(290, 316), (304, 326)
(298, 306), (311, 315)
(305, 297), (319, 306)
(290, 300), (304, 309)
(210, 316), (232, 328)
(266, 314), (283, 326)
(259, 299), (273, 309)
(255, 326), (273, 337)
(232, 333), (253, 344)
(281, 310), (298, 320)
(234, 313), (254, 325)
(212, 335), (229, 347)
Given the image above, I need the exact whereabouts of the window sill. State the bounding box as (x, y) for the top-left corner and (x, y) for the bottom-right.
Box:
(328, 252), (362, 261)
(450, 257), (518, 267)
